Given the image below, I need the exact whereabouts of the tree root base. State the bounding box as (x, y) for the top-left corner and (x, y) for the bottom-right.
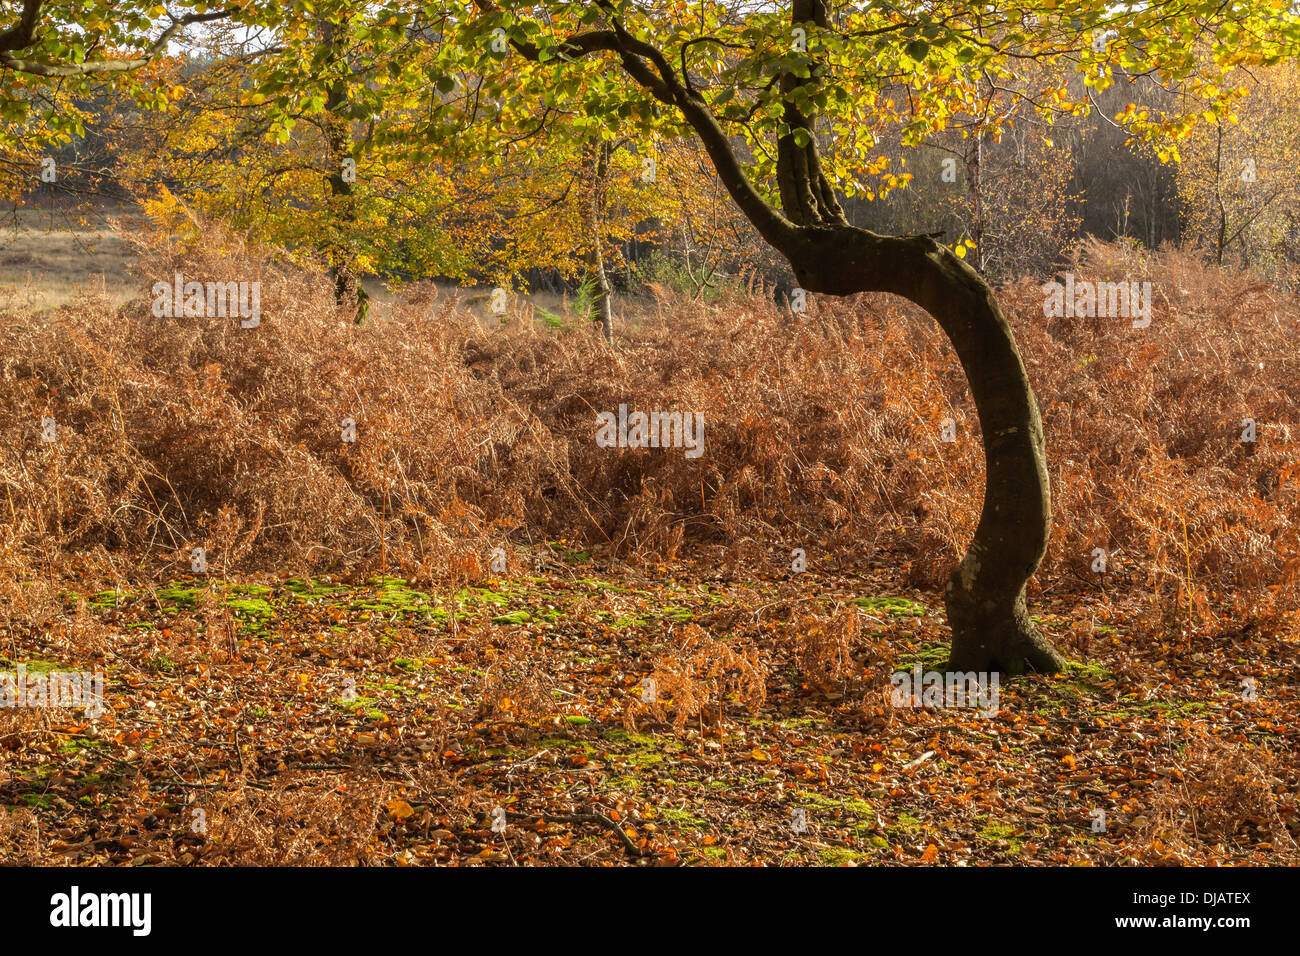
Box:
(944, 585), (1066, 676)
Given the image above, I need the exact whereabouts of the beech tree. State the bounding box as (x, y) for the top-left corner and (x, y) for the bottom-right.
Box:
(4, 1), (708, 330)
(413, 0), (1293, 673)
(1177, 60), (1300, 273)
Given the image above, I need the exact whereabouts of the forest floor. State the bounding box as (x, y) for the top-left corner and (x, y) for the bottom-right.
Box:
(3, 546), (1296, 866)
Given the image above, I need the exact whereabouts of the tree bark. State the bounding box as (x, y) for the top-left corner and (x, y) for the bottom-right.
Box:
(583, 139), (614, 343)
(967, 132), (986, 273)
(323, 96), (368, 324)
(783, 225), (1066, 675)
(588, 238), (614, 343)
(320, 17), (368, 324)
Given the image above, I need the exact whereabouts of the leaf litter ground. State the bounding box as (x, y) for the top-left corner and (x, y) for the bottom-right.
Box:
(2, 549), (1296, 866)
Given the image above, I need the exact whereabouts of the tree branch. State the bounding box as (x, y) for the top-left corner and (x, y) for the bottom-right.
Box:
(0, 6), (236, 76)
(0, 0), (43, 54)
(469, 0), (799, 255)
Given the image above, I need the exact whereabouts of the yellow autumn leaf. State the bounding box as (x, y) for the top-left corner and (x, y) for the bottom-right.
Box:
(386, 798), (416, 820)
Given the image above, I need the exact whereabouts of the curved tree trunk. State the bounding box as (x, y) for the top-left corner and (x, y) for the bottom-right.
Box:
(503, 0), (1068, 674)
(785, 225), (1066, 675)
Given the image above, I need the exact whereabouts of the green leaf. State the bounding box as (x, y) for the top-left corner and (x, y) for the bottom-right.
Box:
(905, 40), (930, 62)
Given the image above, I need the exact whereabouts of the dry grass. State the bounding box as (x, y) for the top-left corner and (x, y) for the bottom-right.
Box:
(0, 220), (1296, 649)
(0, 202), (140, 311)
(1139, 723), (1300, 863)
(3, 208), (1298, 868)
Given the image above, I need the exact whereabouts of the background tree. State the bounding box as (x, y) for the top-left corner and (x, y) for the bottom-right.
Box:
(1177, 60), (1300, 278)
